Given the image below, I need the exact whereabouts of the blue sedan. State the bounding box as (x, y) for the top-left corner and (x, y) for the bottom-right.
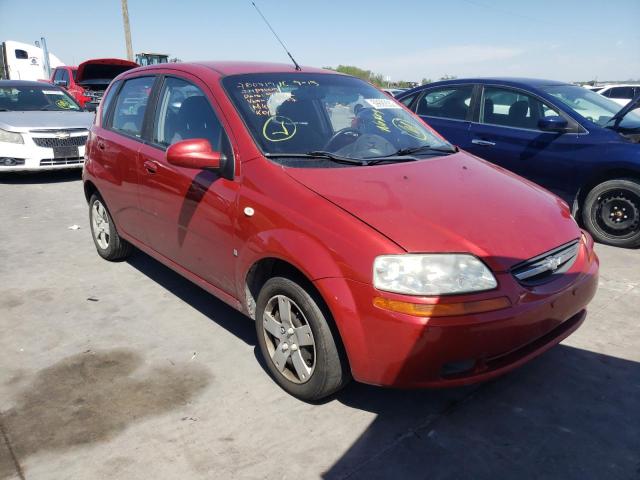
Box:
(397, 78), (640, 248)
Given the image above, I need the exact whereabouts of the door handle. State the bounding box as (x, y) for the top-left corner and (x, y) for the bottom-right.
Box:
(143, 159), (159, 174)
(471, 139), (496, 146)
(97, 141), (105, 150)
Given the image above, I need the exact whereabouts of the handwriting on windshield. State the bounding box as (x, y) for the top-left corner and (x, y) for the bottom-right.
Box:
(236, 80), (320, 116)
(392, 118), (427, 140)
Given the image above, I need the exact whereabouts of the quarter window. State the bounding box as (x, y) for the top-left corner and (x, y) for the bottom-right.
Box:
(481, 87), (555, 130)
(110, 77), (154, 138)
(153, 77), (223, 150)
(14, 49), (28, 59)
(416, 86), (473, 120)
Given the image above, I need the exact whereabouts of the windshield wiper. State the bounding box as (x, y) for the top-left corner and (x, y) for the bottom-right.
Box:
(265, 151), (370, 166)
(392, 144), (458, 156)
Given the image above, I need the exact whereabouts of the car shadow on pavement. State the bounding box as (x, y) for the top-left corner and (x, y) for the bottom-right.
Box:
(126, 250), (256, 346)
(323, 345), (640, 480)
(0, 170), (82, 184)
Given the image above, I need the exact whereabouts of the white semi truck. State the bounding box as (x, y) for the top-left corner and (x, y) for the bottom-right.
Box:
(0, 40), (64, 81)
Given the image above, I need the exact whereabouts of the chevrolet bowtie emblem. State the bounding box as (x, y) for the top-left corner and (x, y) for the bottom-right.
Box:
(544, 255), (563, 272)
(54, 131), (71, 139)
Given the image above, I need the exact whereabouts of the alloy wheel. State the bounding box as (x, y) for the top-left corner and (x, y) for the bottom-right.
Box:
(261, 294), (316, 384)
(91, 200), (110, 249)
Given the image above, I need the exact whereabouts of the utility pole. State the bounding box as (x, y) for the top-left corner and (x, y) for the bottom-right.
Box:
(121, 0), (133, 61)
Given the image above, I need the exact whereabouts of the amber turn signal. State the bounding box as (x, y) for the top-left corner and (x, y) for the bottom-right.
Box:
(373, 296), (511, 317)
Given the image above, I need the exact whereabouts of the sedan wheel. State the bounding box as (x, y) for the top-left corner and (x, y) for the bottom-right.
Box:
(583, 178), (640, 248)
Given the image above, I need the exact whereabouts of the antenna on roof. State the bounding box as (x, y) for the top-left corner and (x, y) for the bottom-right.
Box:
(250, 1), (301, 71)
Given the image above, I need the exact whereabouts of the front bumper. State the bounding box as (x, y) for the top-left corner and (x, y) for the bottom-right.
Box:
(0, 139), (86, 172)
(315, 239), (599, 388)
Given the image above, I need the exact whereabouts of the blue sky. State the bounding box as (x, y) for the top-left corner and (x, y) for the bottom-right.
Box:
(1, 0), (638, 82)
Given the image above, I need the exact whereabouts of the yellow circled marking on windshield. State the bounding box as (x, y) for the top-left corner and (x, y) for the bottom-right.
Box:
(392, 117), (428, 140)
(263, 115), (297, 142)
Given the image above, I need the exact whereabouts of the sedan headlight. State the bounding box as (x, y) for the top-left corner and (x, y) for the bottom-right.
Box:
(373, 254), (497, 295)
(0, 128), (24, 144)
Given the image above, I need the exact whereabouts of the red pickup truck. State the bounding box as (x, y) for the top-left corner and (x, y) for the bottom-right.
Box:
(50, 58), (137, 110)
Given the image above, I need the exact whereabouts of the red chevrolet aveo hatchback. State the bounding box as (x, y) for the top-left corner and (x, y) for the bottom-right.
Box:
(83, 62), (599, 400)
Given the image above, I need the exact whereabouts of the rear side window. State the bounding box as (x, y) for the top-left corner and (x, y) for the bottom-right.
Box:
(153, 77), (223, 150)
(100, 80), (121, 125)
(399, 93), (417, 108)
(416, 86), (473, 120)
(110, 77), (154, 137)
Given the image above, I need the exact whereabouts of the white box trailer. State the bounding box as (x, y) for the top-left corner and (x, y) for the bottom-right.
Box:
(0, 40), (64, 81)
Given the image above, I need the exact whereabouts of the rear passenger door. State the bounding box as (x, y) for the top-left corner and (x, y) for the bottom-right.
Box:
(413, 84), (475, 149)
(93, 75), (156, 244)
(137, 74), (239, 295)
(467, 85), (580, 198)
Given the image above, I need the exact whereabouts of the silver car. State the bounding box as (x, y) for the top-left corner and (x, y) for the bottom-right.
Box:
(0, 80), (94, 172)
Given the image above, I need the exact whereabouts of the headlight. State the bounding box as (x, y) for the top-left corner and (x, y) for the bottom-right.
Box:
(0, 128), (24, 144)
(373, 254), (497, 295)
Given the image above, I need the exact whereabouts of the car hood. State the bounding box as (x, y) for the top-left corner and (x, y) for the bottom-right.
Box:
(76, 58), (138, 86)
(0, 111), (94, 132)
(284, 152), (581, 272)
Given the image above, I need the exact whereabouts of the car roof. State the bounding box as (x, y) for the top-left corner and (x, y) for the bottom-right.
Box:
(599, 84), (640, 88)
(123, 61), (334, 77)
(429, 77), (569, 87)
(0, 80), (59, 88)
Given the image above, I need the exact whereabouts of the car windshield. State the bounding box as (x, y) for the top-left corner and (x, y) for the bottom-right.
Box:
(222, 73), (453, 162)
(541, 84), (640, 130)
(0, 85), (81, 112)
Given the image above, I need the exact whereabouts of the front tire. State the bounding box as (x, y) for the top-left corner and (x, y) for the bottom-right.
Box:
(255, 277), (349, 400)
(89, 193), (132, 261)
(582, 178), (640, 248)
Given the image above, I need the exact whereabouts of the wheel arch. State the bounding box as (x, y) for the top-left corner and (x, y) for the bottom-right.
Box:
(83, 180), (99, 203)
(244, 256), (352, 373)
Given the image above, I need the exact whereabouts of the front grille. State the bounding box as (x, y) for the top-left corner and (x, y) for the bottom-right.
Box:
(33, 135), (88, 148)
(511, 239), (580, 286)
(40, 157), (84, 166)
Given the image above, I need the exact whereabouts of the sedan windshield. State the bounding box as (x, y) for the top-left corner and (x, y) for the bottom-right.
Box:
(0, 85), (81, 112)
(223, 73), (453, 161)
(541, 84), (640, 130)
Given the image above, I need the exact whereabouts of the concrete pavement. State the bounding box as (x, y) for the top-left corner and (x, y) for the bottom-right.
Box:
(0, 170), (638, 479)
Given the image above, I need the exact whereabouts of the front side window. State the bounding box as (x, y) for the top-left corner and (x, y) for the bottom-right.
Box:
(480, 86), (553, 130)
(14, 49), (28, 59)
(0, 85), (81, 111)
(223, 73), (453, 161)
(111, 76), (154, 137)
(153, 77), (223, 150)
(416, 86), (473, 120)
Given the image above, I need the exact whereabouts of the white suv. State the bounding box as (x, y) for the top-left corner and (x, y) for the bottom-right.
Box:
(597, 84), (640, 107)
(0, 80), (94, 172)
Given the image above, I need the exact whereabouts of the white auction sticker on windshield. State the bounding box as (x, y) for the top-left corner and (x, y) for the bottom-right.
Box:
(364, 98), (402, 109)
(43, 90), (64, 95)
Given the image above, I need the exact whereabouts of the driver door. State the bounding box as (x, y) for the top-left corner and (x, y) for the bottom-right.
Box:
(137, 74), (239, 295)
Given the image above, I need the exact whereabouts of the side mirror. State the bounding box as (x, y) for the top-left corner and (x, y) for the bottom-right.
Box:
(166, 138), (221, 170)
(55, 80), (68, 88)
(538, 116), (568, 132)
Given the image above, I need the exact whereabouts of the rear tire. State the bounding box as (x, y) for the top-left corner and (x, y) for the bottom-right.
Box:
(89, 193), (132, 261)
(255, 276), (350, 400)
(582, 178), (640, 248)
